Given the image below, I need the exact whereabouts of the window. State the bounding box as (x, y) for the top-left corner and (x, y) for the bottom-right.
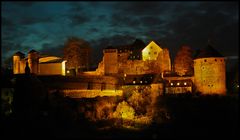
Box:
(215, 59), (217, 62)
(154, 52), (157, 55)
(170, 83), (173, 86)
(204, 59), (207, 62)
(150, 46), (153, 49)
(140, 81), (142, 84)
(184, 82), (187, 85)
(148, 52), (151, 55)
(177, 82), (180, 86)
(133, 81), (136, 84)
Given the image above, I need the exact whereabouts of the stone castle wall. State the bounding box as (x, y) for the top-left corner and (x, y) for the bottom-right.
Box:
(194, 57), (226, 95)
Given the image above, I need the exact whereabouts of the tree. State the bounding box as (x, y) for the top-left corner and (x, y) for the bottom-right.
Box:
(174, 45), (193, 76)
(63, 37), (91, 74)
(113, 101), (135, 120)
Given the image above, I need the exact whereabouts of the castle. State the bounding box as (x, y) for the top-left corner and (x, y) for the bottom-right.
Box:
(13, 40), (226, 95)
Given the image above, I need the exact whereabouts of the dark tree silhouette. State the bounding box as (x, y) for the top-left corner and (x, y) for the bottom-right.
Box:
(25, 61), (30, 75)
(174, 45), (194, 76)
(63, 37), (92, 74)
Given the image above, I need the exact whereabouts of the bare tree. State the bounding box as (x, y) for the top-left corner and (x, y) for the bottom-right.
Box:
(174, 45), (193, 76)
(63, 37), (91, 74)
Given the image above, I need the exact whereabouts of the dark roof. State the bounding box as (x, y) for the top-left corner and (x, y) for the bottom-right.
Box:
(130, 39), (146, 50)
(104, 46), (116, 49)
(115, 39), (146, 52)
(194, 44), (223, 59)
(153, 41), (161, 46)
(14, 51), (25, 56)
(28, 49), (38, 53)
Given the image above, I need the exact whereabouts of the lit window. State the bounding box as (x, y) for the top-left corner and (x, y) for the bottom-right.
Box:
(140, 81), (142, 84)
(184, 82), (187, 85)
(67, 70), (70, 74)
(170, 83), (173, 86)
(133, 81), (136, 84)
(177, 82), (180, 86)
(124, 74), (127, 77)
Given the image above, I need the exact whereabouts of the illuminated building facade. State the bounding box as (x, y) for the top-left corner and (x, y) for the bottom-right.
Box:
(13, 50), (67, 76)
(12, 40), (226, 95)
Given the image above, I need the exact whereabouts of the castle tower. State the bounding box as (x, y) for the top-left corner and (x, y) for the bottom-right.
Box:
(193, 44), (226, 95)
(103, 46), (118, 75)
(13, 51), (25, 74)
(28, 50), (39, 74)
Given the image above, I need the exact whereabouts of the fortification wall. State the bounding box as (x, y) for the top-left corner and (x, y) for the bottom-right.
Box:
(194, 57), (226, 95)
(39, 63), (62, 75)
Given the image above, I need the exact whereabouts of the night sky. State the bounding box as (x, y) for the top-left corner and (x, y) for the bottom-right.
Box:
(1, 1), (239, 67)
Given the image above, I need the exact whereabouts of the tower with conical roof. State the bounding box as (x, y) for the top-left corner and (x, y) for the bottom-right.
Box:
(193, 44), (226, 95)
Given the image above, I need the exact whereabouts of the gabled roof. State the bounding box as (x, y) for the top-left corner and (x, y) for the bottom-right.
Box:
(14, 51), (25, 56)
(115, 39), (146, 52)
(104, 46), (116, 49)
(28, 49), (38, 54)
(194, 44), (223, 59)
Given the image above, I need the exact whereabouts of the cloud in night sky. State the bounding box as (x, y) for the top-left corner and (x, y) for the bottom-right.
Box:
(1, 1), (239, 67)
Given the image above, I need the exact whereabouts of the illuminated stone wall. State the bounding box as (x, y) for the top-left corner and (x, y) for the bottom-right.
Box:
(28, 52), (39, 74)
(151, 83), (164, 95)
(19, 60), (26, 74)
(39, 63), (63, 75)
(194, 57), (226, 95)
(103, 49), (118, 75)
(162, 48), (171, 72)
(13, 55), (21, 74)
(62, 89), (123, 98)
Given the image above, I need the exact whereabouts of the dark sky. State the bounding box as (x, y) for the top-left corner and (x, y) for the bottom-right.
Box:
(1, 1), (239, 67)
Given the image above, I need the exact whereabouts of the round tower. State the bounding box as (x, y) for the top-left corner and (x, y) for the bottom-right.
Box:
(193, 45), (226, 95)
(28, 50), (39, 74)
(13, 51), (25, 74)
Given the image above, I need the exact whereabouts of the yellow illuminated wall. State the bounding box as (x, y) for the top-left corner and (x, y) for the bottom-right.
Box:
(39, 63), (63, 75)
(13, 55), (26, 74)
(194, 57), (226, 95)
(13, 55), (21, 74)
(142, 41), (163, 61)
(62, 60), (66, 76)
